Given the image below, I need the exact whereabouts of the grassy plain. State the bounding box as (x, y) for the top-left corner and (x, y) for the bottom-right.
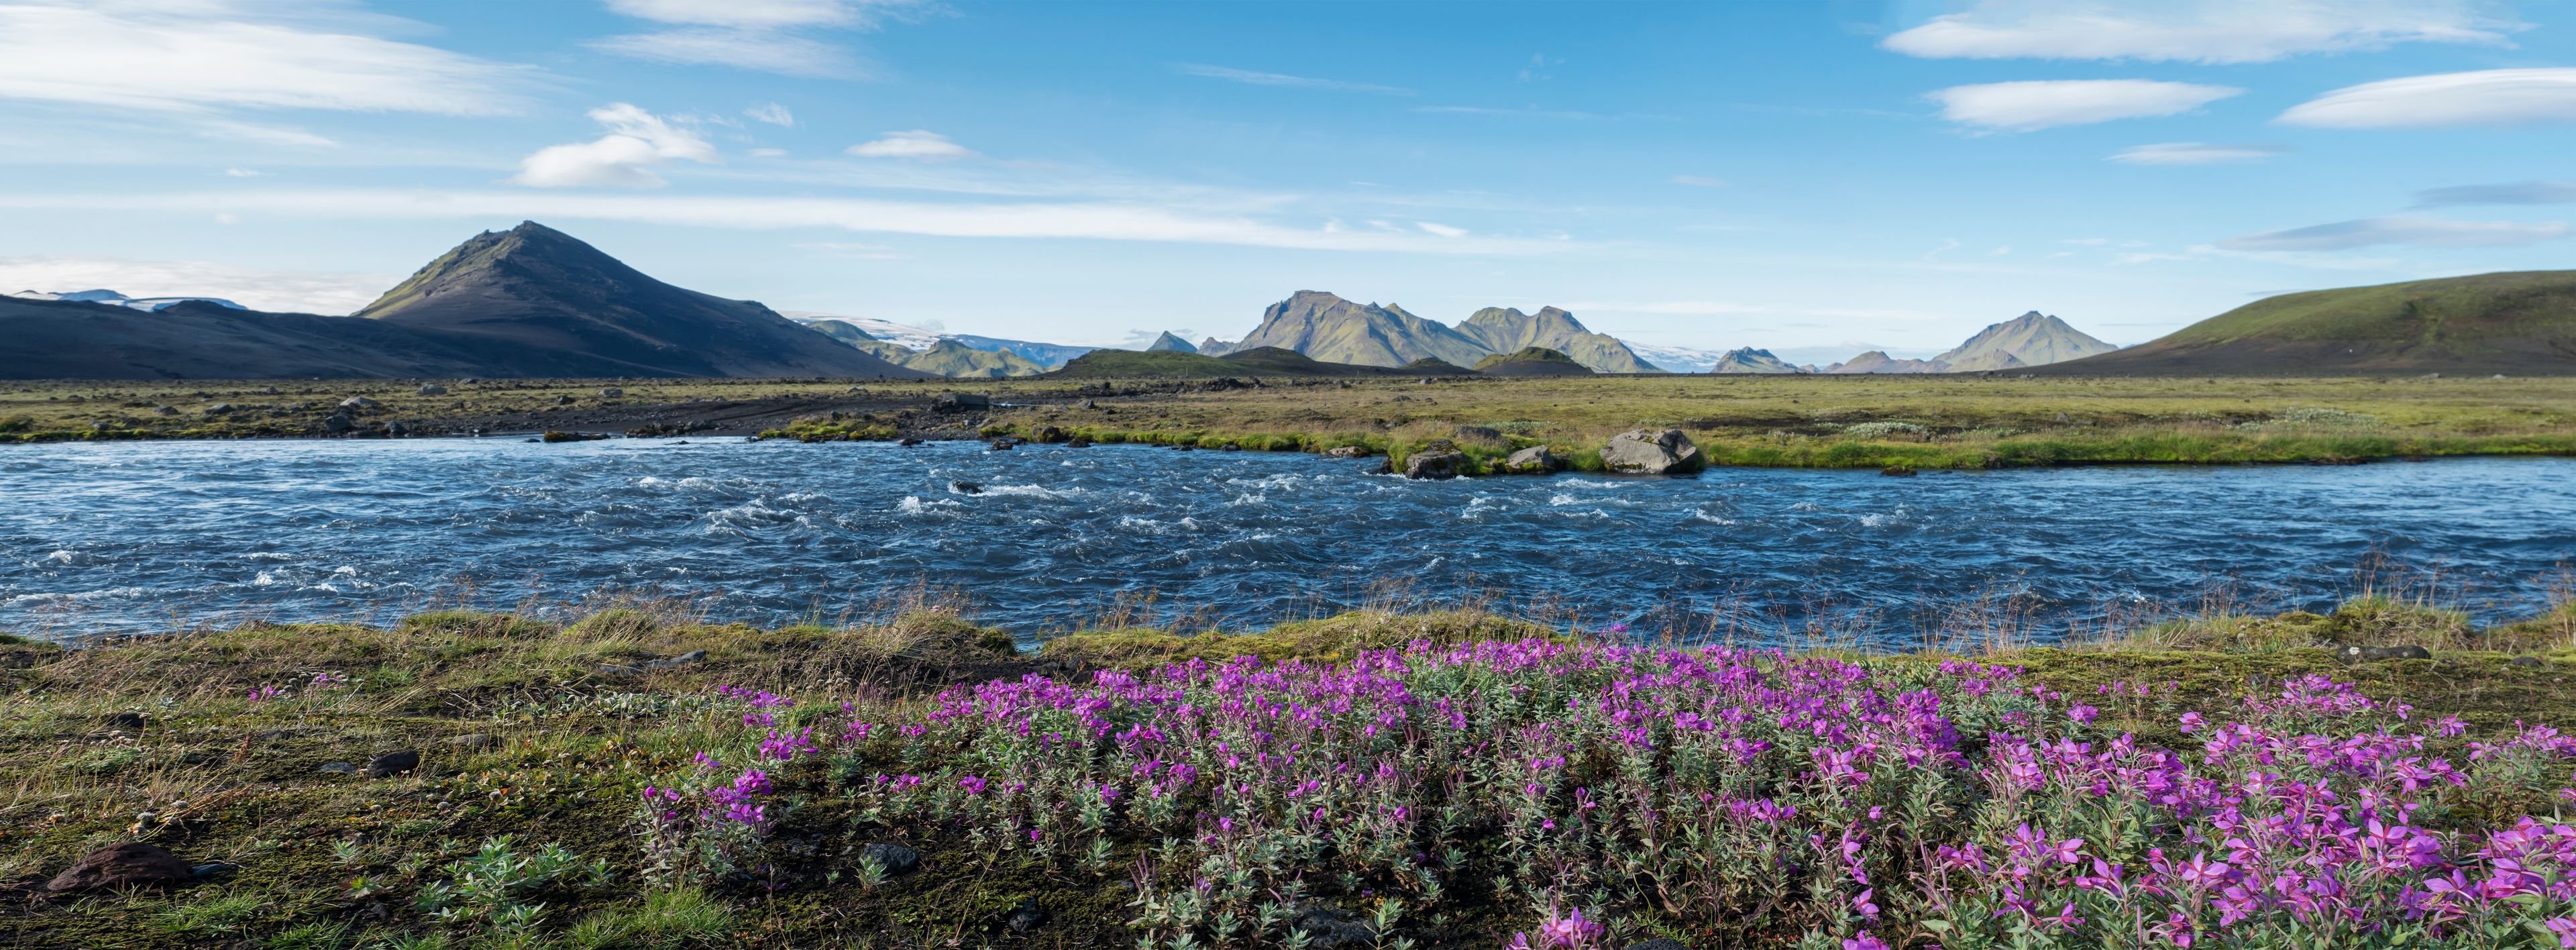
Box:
(5, 373), (2574, 471)
(3, 589), (2573, 948)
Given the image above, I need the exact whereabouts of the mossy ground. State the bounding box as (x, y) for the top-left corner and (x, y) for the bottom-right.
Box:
(5, 374), (2573, 470)
(3, 593), (2573, 948)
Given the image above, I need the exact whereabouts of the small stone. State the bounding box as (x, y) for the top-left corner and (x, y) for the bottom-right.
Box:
(598, 388), (624, 398)
(337, 397), (380, 410)
(47, 843), (197, 892)
(2511, 656), (2546, 668)
(416, 384), (447, 396)
(555, 394), (576, 405)
(202, 403), (233, 415)
(445, 733), (498, 750)
(1007, 898), (1049, 934)
(859, 842), (920, 876)
(1325, 445), (1371, 458)
(362, 750), (421, 778)
(317, 761), (359, 775)
(988, 439), (1014, 451)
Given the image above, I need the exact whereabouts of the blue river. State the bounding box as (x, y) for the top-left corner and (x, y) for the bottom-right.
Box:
(3, 439), (2570, 645)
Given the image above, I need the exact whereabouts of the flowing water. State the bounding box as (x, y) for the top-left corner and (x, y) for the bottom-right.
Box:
(3, 439), (2571, 645)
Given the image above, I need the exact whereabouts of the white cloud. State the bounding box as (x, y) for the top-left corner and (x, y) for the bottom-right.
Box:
(511, 103), (720, 188)
(1171, 64), (1413, 96)
(2415, 181), (2576, 206)
(847, 129), (974, 160)
(588, 29), (861, 78)
(2220, 215), (2570, 251)
(0, 188), (1564, 257)
(1414, 221), (1466, 237)
(0, 254), (394, 315)
(1930, 80), (2241, 131)
(0, 1), (529, 115)
(221, 168), (263, 178)
(748, 147), (789, 158)
(2278, 68), (2576, 128)
(745, 103), (796, 126)
(1884, 0), (2518, 64)
(1670, 174), (1725, 187)
(605, 0), (924, 28)
(2108, 142), (2290, 165)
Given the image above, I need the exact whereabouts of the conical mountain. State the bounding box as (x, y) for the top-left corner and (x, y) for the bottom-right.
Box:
(356, 221), (926, 378)
(1709, 347), (1804, 374)
(1455, 306), (1659, 373)
(1935, 311), (2116, 372)
(1230, 291), (1491, 368)
(1145, 331), (1198, 354)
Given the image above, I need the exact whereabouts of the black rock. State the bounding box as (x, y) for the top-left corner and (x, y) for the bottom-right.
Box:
(103, 712), (146, 730)
(1291, 906), (1376, 949)
(191, 863), (239, 880)
(362, 750), (421, 778)
(989, 439), (1015, 451)
(1006, 897), (1049, 934)
(2340, 644), (2433, 663)
(859, 842), (920, 876)
(951, 481), (983, 495)
(47, 843), (197, 892)
(898, 437), (923, 447)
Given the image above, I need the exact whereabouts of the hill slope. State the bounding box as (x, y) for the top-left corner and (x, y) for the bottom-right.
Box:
(1454, 307), (1660, 373)
(2035, 270), (2576, 376)
(358, 222), (924, 378)
(0, 297), (500, 380)
(1229, 291), (1493, 368)
(1937, 311), (2117, 371)
(1471, 346), (1595, 376)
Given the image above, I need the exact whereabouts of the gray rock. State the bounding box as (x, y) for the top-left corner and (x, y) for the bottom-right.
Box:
(897, 437), (923, 447)
(362, 750), (421, 778)
(2340, 644), (2433, 663)
(445, 733), (498, 750)
(859, 842), (920, 876)
(417, 384), (447, 396)
(1600, 428), (1705, 475)
(337, 397), (380, 410)
(988, 439), (1015, 451)
(1500, 445), (1562, 474)
(951, 481), (983, 494)
(598, 388), (624, 398)
(1452, 425), (1505, 444)
(2511, 656), (2546, 667)
(386, 421), (411, 437)
(555, 395), (576, 405)
(1403, 448), (1466, 480)
(322, 413), (354, 433)
(935, 393), (992, 411)
(1325, 445), (1372, 458)
(1291, 906), (1376, 948)
(1007, 898), (1048, 934)
(47, 843), (198, 892)
(202, 403), (233, 415)
(1074, 399), (1097, 410)
(317, 761), (358, 775)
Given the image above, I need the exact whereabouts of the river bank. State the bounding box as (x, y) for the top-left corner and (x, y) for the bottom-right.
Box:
(7, 374), (2575, 472)
(4, 592), (2573, 948)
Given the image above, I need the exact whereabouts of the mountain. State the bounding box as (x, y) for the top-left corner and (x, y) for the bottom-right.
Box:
(1145, 331), (1198, 353)
(1935, 311), (2117, 372)
(2033, 270), (2576, 376)
(356, 222), (924, 378)
(1454, 307), (1660, 373)
(784, 312), (1095, 369)
(1709, 347), (1806, 374)
(1048, 345), (1461, 378)
(1826, 351), (1949, 374)
(1623, 341), (1733, 374)
(1230, 291), (1493, 368)
(946, 334), (1096, 369)
(10, 288), (248, 312)
(1197, 337), (1237, 356)
(0, 295), (502, 379)
(1471, 346), (1595, 376)
(806, 319), (1045, 377)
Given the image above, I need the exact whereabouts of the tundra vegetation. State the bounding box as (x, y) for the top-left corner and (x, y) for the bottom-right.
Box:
(6, 586), (2576, 948)
(5, 374), (2575, 472)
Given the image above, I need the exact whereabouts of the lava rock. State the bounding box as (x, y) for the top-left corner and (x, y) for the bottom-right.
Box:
(362, 750), (421, 778)
(202, 403), (233, 415)
(1499, 445), (1562, 474)
(46, 842), (198, 892)
(323, 413), (354, 433)
(989, 439), (1015, 451)
(1006, 898), (1049, 934)
(2341, 644), (2433, 663)
(386, 421), (411, 437)
(103, 712), (146, 731)
(1403, 447), (1466, 480)
(858, 842), (920, 876)
(1600, 428), (1705, 475)
(1291, 906), (1376, 948)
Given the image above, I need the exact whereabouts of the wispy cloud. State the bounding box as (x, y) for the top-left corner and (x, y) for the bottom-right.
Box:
(2108, 142), (2288, 164)
(1883, 0), (2519, 64)
(0, 189), (1568, 257)
(745, 102), (796, 127)
(511, 103), (719, 188)
(2220, 216), (2569, 251)
(847, 129), (975, 160)
(2278, 68), (2576, 128)
(592, 0), (936, 77)
(2414, 181), (2576, 207)
(1929, 80), (2241, 131)
(1171, 64), (1413, 95)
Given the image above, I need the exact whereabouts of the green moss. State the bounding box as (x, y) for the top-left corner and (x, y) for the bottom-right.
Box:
(1040, 609), (1556, 668)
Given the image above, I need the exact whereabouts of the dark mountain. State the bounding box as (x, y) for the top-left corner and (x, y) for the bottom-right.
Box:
(0, 296), (498, 379)
(356, 222), (922, 378)
(2033, 270), (2576, 376)
(1144, 331), (1198, 353)
(1935, 311), (2117, 371)
(1454, 307), (1659, 373)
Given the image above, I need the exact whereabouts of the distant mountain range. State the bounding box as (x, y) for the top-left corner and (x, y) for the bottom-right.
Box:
(1, 221), (927, 380)
(9, 288), (247, 312)
(2031, 270), (2576, 376)
(805, 319), (1047, 378)
(1190, 291), (1659, 373)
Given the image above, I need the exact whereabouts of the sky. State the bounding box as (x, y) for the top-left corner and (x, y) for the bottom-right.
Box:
(3, 1), (2574, 360)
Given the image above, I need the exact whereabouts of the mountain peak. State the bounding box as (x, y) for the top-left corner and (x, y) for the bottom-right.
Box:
(1145, 331), (1198, 354)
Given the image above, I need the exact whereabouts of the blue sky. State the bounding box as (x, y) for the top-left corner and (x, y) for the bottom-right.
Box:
(3, 1), (2573, 361)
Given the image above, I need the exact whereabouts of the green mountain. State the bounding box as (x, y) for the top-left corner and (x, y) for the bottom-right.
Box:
(806, 319), (1044, 377)
(1145, 331), (1198, 353)
(1936, 311), (2117, 372)
(1709, 347), (1805, 374)
(1454, 307), (1660, 373)
(1826, 351), (1948, 374)
(2037, 270), (2576, 376)
(355, 222), (924, 378)
(1230, 291), (1493, 368)
(1471, 346), (1595, 376)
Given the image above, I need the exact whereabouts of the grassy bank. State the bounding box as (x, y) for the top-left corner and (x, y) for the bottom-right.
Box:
(7, 590), (2576, 948)
(7, 374), (2575, 471)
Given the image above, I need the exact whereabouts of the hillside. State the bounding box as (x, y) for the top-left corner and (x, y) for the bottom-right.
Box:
(1455, 307), (1660, 373)
(356, 222), (924, 378)
(0, 297), (500, 379)
(1827, 351), (1949, 374)
(1471, 346), (1596, 376)
(2035, 270), (2576, 376)
(1709, 347), (1806, 374)
(1229, 291), (1493, 368)
(1937, 311), (2118, 371)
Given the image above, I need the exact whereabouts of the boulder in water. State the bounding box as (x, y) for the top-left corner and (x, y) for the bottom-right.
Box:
(1403, 440), (1466, 480)
(1600, 429), (1703, 475)
(1499, 445), (1562, 474)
